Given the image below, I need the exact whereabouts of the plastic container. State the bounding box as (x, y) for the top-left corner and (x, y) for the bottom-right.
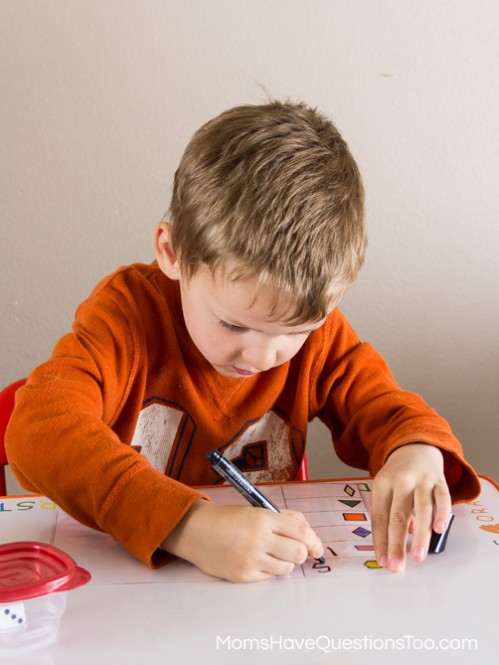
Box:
(0, 541), (91, 654)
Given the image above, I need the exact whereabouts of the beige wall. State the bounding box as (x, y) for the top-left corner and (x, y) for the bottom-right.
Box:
(1, 1), (498, 487)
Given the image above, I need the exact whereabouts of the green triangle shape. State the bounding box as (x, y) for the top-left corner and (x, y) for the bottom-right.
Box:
(339, 499), (361, 508)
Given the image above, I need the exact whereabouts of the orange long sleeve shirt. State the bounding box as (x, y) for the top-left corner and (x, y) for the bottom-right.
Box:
(6, 262), (480, 566)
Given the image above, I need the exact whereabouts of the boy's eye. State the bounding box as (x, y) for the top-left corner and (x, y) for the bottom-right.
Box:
(217, 319), (313, 337)
(217, 320), (248, 333)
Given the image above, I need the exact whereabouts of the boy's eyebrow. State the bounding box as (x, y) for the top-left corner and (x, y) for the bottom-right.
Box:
(216, 313), (262, 332)
(216, 312), (326, 334)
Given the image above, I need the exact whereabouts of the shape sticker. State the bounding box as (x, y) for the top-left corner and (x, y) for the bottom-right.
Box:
(364, 560), (382, 570)
(343, 513), (367, 521)
(339, 499), (361, 508)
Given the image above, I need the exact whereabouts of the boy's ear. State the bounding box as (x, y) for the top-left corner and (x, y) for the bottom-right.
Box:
(154, 222), (181, 280)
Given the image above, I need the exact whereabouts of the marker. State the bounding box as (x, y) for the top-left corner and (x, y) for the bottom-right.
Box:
(207, 449), (326, 565)
(428, 513), (455, 554)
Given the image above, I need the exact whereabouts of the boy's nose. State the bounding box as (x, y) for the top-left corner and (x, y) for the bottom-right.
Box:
(241, 341), (277, 373)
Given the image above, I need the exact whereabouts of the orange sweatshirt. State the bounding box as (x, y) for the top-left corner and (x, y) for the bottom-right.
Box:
(6, 262), (480, 566)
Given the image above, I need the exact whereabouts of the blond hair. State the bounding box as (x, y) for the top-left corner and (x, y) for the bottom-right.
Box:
(169, 101), (366, 323)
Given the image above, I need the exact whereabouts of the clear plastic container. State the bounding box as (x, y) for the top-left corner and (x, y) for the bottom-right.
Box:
(0, 541), (90, 654)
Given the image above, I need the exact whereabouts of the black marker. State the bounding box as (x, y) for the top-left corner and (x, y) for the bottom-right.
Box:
(207, 449), (326, 565)
(428, 513), (455, 554)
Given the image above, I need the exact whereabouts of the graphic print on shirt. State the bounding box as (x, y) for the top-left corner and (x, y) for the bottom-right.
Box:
(130, 399), (196, 475)
(130, 399), (304, 483)
(217, 410), (303, 482)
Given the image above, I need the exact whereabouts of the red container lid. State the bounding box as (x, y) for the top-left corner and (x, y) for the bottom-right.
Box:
(0, 542), (91, 603)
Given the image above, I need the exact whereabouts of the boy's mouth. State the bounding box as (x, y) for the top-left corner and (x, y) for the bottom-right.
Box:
(231, 366), (256, 377)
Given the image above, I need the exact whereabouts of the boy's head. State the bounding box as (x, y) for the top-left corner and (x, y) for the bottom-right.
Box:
(165, 100), (366, 324)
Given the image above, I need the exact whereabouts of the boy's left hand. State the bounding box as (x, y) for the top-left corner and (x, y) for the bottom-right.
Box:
(371, 443), (452, 572)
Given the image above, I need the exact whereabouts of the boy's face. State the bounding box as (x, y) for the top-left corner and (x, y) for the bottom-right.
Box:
(155, 222), (328, 379)
(175, 265), (327, 379)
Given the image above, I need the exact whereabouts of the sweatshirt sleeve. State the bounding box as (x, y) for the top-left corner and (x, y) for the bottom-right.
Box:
(313, 311), (480, 504)
(5, 280), (207, 567)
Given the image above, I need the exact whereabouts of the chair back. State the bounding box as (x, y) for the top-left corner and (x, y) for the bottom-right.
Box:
(0, 378), (27, 495)
(297, 454), (309, 481)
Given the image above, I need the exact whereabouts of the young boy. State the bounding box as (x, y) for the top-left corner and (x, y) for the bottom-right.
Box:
(6, 101), (480, 582)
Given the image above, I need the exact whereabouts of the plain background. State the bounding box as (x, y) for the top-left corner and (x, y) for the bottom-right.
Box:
(1, 1), (498, 493)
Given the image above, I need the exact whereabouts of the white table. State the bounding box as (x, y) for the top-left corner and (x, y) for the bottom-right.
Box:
(1, 476), (497, 665)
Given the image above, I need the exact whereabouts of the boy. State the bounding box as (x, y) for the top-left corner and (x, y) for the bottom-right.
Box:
(6, 101), (480, 582)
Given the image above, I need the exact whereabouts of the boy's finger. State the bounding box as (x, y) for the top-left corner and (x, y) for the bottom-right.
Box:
(266, 534), (309, 566)
(409, 485), (434, 562)
(277, 510), (324, 560)
(432, 481), (452, 533)
(385, 493), (413, 572)
(370, 482), (392, 569)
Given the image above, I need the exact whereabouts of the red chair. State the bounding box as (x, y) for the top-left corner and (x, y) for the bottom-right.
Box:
(0, 378), (27, 495)
(296, 454), (309, 481)
(0, 379), (26, 496)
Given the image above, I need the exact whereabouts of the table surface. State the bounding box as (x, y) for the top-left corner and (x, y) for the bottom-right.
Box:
(0, 475), (497, 665)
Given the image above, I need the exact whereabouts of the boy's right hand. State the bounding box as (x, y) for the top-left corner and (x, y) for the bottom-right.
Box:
(161, 500), (324, 583)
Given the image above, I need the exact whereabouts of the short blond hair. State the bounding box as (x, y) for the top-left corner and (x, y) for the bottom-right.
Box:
(169, 101), (366, 323)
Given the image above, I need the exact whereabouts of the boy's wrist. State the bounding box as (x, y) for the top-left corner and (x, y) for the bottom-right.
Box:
(160, 499), (209, 560)
(388, 441), (444, 461)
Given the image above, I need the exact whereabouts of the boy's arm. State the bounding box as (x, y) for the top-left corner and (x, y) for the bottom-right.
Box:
(314, 310), (480, 570)
(5, 289), (205, 567)
(315, 311), (480, 502)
